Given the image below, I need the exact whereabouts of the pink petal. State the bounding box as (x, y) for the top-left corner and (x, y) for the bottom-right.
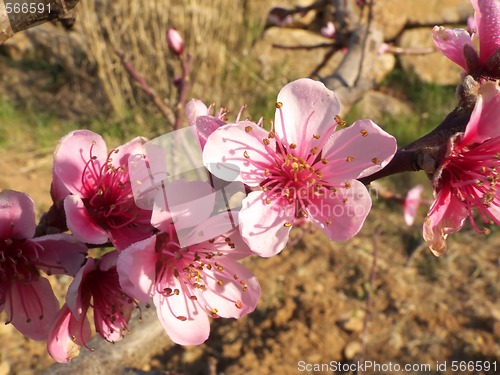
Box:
(53, 130), (108, 196)
(151, 179), (216, 232)
(66, 258), (96, 318)
(307, 180), (372, 241)
(275, 78), (340, 155)
(50, 173), (72, 203)
(238, 191), (294, 257)
(117, 235), (158, 302)
(462, 81), (500, 144)
(110, 137), (146, 169)
(322, 119), (397, 180)
(47, 305), (92, 363)
(64, 195), (109, 244)
(5, 278), (60, 341)
(186, 99), (209, 125)
(403, 184), (424, 226)
(30, 234), (88, 276)
(432, 26), (473, 70)
(153, 281), (210, 346)
(194, 115), (226, 149)
(0, 190), (36, 239)
(423, 187), (468, 256)
(108, 224), (154, 251)
(201, 258), (261, 318)
(203, 122), (275, 186)
(474, 0), (500, 63)
(192, 225), (253, 260)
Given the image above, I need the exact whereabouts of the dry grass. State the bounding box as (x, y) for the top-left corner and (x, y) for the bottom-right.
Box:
(76, 0), (274, 129)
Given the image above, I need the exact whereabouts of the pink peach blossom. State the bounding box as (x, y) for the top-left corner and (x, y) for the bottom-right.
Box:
(117, 215), (260, 346)
(203, 78), (397, 257)
(433, 0), (500, 76)
(0, 190), (87, 340)
(53, 130), (154, 249)
(424, 81), (500, 255)
(47, 251), (136, 362)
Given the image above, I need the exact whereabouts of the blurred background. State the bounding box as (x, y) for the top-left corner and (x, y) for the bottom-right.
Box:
(0, 0), (498, 374)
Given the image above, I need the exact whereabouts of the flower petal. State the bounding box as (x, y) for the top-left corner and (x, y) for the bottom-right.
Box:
(47, 304), (92, 363)
(238, 191), (294, 257)
(153, 282), (210, 346)
(403, 184), (424, 226)
(423, 187), (468, 256)
(432, 26), (473, 70)
(186, 99), (208, 125)
(0, 190), (36, 239)
(66, 258), (95, 318)
(462, 81), (500, 144)
(322, 119), (397, 180)
(64, 195), (109, 245)
(203, 122), (275, 186)
(474, 0), (500, 63)
(201, 257), (261, 318)
(5, 278), (60, 341)
(275, 78), (340, 155)
(307, 180), (372, 241)
(117, 235), (158, 302)
(194, 116), (226, 149)
(110, 137), (146, 169)
(30, 234), (88, 276)
(53, 130), (108, 196)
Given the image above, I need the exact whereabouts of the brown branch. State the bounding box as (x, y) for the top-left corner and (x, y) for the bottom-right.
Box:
(0, 0), (79, 44)
(358, 106), (473, 185)
(116, 50), (176, 125)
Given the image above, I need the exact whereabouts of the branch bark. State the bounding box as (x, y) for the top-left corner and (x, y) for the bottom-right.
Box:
(0, 0), (79, 44)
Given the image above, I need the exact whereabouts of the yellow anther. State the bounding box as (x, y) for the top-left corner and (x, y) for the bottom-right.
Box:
(371, 157), (380, 165)
(263, 138), (270, 146)
(284, 222), (292, 227)
(292, 162), (299, 169)
(276, 101), (283, 108)
(335, 115), (346, 127)
(245, 125), (253, 132)
(290, 143), (297, 149)
(313, 134), (320, 139)
(310, 147), (319, 155)
(360, 129), (368, 137)
(346, 156), (354, 162)
(244, 151), (250, 159)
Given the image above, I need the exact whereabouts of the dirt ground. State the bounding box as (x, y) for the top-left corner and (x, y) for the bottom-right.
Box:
(0, 145), (499, 375)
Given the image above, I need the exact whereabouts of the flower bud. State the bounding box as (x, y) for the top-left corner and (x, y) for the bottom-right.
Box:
(167, 28), (184, 56)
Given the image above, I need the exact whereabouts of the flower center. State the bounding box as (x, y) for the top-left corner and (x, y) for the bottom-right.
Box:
(81, 143), (140, 230)
(446, 138), (500, 233)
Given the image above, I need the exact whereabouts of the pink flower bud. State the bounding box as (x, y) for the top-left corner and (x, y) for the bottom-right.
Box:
(167, 28), (184, 56)
(320, 21), (336, 39)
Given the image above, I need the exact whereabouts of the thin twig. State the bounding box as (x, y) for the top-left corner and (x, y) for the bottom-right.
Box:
(115, 50), (176, 125)
(174, 53), (192, 131)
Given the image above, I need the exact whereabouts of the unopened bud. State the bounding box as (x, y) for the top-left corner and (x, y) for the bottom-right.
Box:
(167, 28), (184, 56)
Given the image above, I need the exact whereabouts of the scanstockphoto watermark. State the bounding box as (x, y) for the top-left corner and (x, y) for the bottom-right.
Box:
(297, 360), (433, 373)
(128, 127), (246, 247)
